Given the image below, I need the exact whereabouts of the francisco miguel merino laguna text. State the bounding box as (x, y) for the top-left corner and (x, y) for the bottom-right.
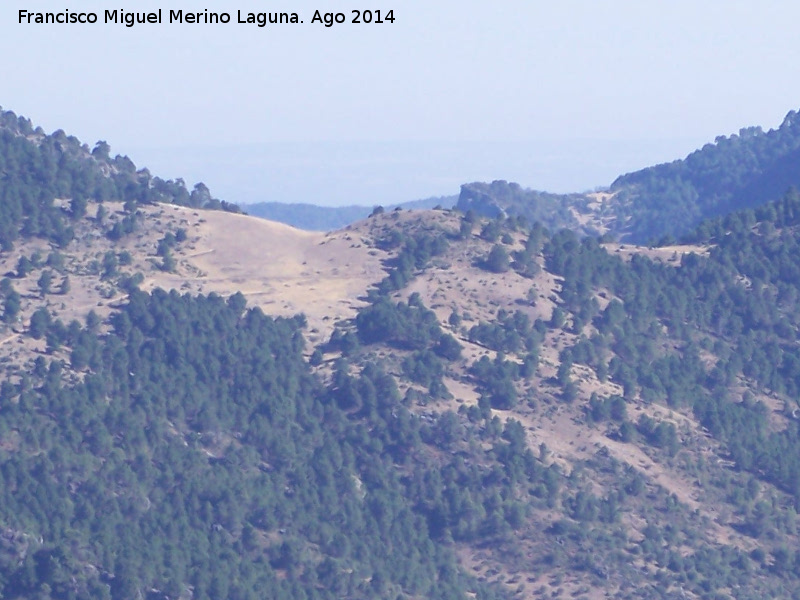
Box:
(19, 9), (301, 26)
(18, 8), (396, 27)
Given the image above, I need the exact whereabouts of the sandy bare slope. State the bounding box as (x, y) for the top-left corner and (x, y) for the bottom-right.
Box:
(141, 204), (388, 345)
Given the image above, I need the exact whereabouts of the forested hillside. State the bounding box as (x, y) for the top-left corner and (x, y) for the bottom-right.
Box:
(0, 290), (514, 600)
(310, 198), (800, 599)
(609, 109), (800, 242)
(6, 107), (800, 599)
(0, 107), (238, 251)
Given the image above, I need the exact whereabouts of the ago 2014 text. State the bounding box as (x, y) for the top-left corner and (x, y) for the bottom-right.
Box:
(311, 10), (395, 27)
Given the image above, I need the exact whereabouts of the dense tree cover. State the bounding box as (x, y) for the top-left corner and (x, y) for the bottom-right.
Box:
(0, 108), (238, 249)
(470, 354), (521, 410)
(468, 309), (543, 355)
(610, 109), (800, 242)
(356, 293), (443, 350)
(0, 289), (523, 600)
(482, 244), (510, 273)
(510, 222), (545, 278)
(372, 230), (449, 296)
(544, 188), (800, 508)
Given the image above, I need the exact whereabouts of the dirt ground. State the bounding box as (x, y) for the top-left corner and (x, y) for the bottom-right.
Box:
(142, 204), (388, 346)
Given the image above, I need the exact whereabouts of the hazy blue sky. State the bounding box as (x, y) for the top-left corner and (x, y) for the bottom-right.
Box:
(5, 1), (800, 205)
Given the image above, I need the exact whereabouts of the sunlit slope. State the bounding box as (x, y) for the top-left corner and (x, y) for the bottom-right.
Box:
(141, 205), (387, 345)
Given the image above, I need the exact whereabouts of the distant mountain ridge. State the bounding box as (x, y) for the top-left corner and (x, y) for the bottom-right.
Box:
(416, 109), (800, 244)
(455, 180), (589, 234)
